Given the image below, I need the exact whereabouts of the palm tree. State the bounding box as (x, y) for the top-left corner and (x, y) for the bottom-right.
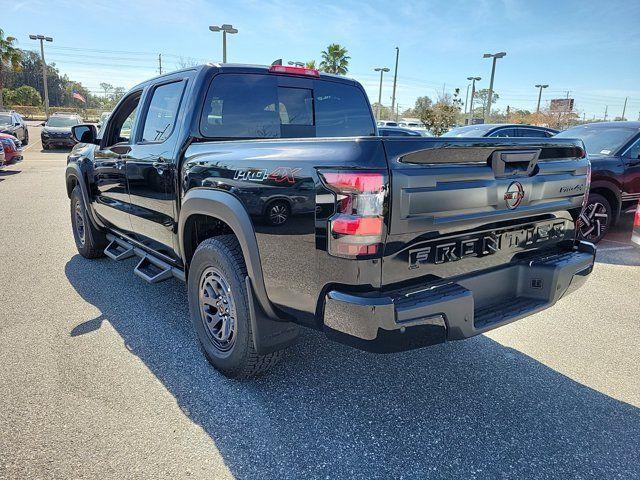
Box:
(0, 29), (22, 109)
(305, 60), (317, 70)
(319, 44), (350, 75)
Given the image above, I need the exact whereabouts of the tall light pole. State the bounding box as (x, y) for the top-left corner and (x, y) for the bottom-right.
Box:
(390, 47), (399, 119)
(374, 67), (390, 119)
(29, 34), (53, 119)
(622, 97), (628, 120)
(209, 24), (238, 63)
(535, 84), (548, 113)
(464, 82), (471, 115)
(467, 76), (481, 124)
(482, 51), (506, 118)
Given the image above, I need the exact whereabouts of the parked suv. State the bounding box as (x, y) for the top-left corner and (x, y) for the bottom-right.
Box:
(42, 114), (83, 150)
(555, 122), (640, 243)
(0, 110), (29, 145)
(65, 64), (594, 378)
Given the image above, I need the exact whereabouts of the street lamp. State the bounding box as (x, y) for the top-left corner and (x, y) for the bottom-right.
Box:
(482, 51), (506, 118)
(374, 67), (390, 119)
(535, 84), (549, 113)
(29, 34), (53, 118)
(467, 76), (481, 124)
(209, 24), (238, 63)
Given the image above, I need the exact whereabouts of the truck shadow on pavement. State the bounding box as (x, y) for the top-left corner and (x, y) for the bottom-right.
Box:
(65, 255), (639, 479)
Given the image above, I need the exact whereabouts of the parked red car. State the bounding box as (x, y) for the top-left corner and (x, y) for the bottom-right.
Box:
(0, 132), (23, 165)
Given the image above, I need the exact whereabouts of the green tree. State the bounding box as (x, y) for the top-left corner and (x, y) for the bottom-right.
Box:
(305, 60), (317, 70)
(100, 82), (113, 98)
(371, 102), (393, 120)
(4, 85), (41, 106)
(419, 88), (463, 136)
(0, 29), (22, 109)
(473, 89), (499, 115)
(319, 44), (350, 75)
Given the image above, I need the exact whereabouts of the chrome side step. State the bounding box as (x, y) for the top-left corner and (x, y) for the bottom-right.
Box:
(105, 234), (185, 284)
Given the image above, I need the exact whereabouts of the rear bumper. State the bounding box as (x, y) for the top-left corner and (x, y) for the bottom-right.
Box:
(323, 241), (596, 353)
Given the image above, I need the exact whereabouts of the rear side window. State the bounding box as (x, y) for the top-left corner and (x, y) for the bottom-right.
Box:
(200, 73), (375, 139)
(518, 128), (550, 138)
(315, 81), (375, 137)
(489, 128), (517, 138)
(141, 81), (185, 143)
(200, 74), (279, 139)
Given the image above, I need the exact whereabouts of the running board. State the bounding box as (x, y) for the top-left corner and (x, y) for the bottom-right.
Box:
(104, 237), (135, 261)
(105, 234), (185, 284)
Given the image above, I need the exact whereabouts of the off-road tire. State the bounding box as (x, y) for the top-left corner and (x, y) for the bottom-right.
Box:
(188, 235), (285, 378)
(71, 185), (107, 258)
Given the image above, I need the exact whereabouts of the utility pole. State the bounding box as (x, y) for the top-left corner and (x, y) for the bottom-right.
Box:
(535, 84), (548, 113)
(467, 76), (481, 124)
(29, 34), (53, 119)
(374, 67), (390, 119)
(483, 51), (506, 118)
(622, 97), (628, 120)
(158, 54), (163, 75)
(604, 105), (608, 121)
(209, 24), (238, 63)
(390, 47), (399, 117)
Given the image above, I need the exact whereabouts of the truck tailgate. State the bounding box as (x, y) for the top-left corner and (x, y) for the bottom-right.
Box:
(381, 137), (589, 288)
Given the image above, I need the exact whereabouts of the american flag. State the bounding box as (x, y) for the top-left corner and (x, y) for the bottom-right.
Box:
(72, 89), (86, 103)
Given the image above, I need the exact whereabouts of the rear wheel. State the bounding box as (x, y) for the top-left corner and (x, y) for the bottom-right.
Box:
(579, 193), (611, 243)
(188, 235), (285, 378)
(22, 130), (29, 146)
(71, 185), (107, 258)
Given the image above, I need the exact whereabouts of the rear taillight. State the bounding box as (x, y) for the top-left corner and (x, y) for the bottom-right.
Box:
(319, 170), (387, 259)
(634, 202), (640, 229)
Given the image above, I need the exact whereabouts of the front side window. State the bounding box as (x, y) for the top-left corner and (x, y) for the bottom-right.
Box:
(104, 92), (141, 146)
(141, 81), (185, 143)
(624, 139), (640, 159)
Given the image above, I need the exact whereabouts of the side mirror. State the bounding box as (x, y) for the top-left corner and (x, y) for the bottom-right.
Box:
(40, 122), (45, 126)
(71, 124), (99, 144)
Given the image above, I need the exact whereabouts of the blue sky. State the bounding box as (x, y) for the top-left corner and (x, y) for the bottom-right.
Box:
(6, 0), (640, 118)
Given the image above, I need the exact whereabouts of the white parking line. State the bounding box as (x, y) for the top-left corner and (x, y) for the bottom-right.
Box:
(598, 246), (634, 252)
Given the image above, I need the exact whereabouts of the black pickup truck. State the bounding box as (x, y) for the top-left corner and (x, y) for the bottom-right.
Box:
(66, 64), (595, 378)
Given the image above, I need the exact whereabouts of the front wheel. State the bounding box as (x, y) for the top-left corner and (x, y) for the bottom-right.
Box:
(22, 130), (29, 146)
(579, 193), (611, 243)
(264, 200), (290, 226)
(70, 186), (107, 258)
(188, 235), (285, 378)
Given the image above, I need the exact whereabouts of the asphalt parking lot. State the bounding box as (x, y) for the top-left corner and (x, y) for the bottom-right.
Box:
(1, 125), (639, 479)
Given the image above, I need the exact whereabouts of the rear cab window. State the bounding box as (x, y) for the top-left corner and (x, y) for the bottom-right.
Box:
(199, 73), (375, 139)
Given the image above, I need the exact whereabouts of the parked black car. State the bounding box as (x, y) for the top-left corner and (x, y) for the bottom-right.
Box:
(555, 122), (640, 243)
(378, 126), (423, 137)
(446, 123), (559, 138)
(65, 64), (594, 378)
(0, 110), (29, 145)
(41, 114), (83, 150)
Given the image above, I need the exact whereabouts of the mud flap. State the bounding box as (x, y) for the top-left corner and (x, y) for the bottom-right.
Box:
(245, 277), (299, 355)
